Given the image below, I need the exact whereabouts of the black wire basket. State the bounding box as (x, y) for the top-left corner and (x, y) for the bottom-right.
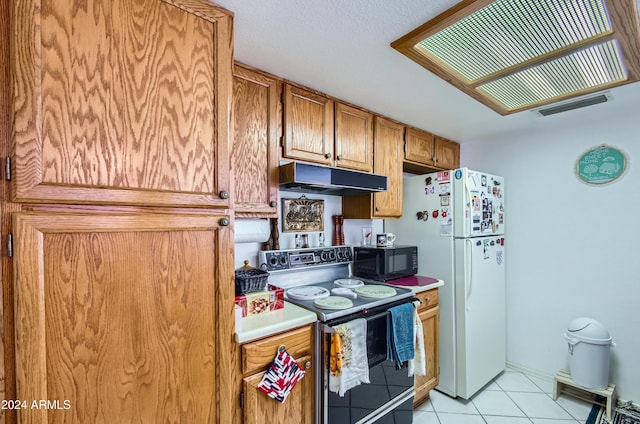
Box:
(235, 261), (269, 296)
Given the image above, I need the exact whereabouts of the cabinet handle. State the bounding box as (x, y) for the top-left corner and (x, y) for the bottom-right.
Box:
(219, 217), (230, 227)
(305, 361), (312, 369)
(219, 190), (230, 199)
(432, 157), (438, 163)
(278, 345), (286, 353)
(324, 153), (332, 159)
(270, 201), (277, 207)
(375, 207), (380, 212)
(336, 154), (343, 160)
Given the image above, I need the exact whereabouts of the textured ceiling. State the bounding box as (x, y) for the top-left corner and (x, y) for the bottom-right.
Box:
(215, 0), (640, 143)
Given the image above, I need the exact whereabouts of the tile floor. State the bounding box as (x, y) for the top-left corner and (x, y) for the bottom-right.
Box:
(413, 370), (593, 424)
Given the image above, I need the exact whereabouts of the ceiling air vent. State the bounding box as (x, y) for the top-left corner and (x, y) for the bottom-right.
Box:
(536, 93), (611, 116)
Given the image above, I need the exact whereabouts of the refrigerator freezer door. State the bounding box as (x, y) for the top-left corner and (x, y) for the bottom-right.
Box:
(452, 168), (505, 238)
(454, 236), (506, 399)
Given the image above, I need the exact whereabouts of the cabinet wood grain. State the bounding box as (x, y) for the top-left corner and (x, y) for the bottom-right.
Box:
(232, 65), (280, 216)
(283, 84), (334, 165)
(414, 289), (440, 407)
(13, 211), (233, 423)
(242, 355), (313, 424)
(11, 0), (233, 207)
(334, 103), (373, 172)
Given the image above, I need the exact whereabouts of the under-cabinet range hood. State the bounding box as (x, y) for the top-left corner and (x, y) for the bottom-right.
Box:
(279, 162), (387, 196)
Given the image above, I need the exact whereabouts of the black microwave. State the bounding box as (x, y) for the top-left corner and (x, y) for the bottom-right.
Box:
(353, 245), (418, 281)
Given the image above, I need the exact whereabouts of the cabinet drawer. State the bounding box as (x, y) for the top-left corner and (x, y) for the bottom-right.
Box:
(241, 325), (313, 375)
(416, 289), (438, 312)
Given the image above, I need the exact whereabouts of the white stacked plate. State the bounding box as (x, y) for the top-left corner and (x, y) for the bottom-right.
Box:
(334, 278), (364, 289)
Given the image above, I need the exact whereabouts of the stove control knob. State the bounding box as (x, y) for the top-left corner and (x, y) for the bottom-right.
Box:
(321, 251), (329, 261)
(329, 250), (336, 261)
(268, 256), (278, 267)
(279, 256), (288, 266)
(337, 250), (344, 260)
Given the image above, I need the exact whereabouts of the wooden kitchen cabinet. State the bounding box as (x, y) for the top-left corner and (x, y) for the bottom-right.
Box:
(283, 84), (374, 173)
(11, 0), (233, 208)
(413, 289), (440, 407)
(334, 102), (374, 172)
(342, 116), (404, 218)
(405, 127), (460, 171)
(434, 136), (461, 170)
(238, 325), (314, 424)
(283, 84), (334, 165)
(232, 64), (281, 216)
(12, 210), (235, 423)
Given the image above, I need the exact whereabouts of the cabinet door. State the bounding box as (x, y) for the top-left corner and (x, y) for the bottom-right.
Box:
(283, 84), (334, 165)
(233, 65), (280, 216)
(11, 0), (233, 207)
(373, 117), (404, 217)
(414, 305), (440, 406)
(434, 136), (461, 170)
(243, 355), (313, 424)
(405, 127), (435, 167)
(13, 211), (234, 423)
(334, 103), (373, 172)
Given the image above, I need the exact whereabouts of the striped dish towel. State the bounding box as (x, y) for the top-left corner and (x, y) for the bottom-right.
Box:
(257, 348), (305, 403)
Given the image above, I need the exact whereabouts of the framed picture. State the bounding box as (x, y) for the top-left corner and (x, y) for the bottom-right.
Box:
(282, 196), (324, 232)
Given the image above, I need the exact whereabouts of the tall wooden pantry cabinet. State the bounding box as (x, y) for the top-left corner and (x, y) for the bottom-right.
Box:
(2, 1), (235, 423)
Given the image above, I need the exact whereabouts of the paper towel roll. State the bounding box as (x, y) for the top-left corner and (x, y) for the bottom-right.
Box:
(234, 219), (271, 243)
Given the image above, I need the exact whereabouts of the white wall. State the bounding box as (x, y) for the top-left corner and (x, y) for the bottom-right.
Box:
(234, 190), (383, 269)
(461, 107), (640, 402)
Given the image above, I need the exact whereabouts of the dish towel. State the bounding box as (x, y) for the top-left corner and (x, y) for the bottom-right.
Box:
(257, 348), (306, 403)
(387, 303), (415, 367)
(408, 302), (426, 377)
(329, 318), (370, 397)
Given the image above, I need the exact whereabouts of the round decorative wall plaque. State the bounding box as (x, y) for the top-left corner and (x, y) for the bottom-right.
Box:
(575, 145), (627, 185)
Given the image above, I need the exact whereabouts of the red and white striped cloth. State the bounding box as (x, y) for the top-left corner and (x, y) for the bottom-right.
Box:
(257, 349), (306, 403)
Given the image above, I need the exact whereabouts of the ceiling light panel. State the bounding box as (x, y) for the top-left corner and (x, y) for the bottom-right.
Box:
(392, 0), (640, 115)
(477, 39), (627, 109)
(417, 0), (613, 82)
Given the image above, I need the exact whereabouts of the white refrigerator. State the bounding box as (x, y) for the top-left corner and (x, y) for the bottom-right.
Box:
(385, 168), (506, 399)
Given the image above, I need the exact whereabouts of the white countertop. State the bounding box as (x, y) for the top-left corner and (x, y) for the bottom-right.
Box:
(235, 301), (317, 344)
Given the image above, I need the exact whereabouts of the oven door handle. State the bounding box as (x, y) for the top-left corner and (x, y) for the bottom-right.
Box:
(321, 299), (420, 334)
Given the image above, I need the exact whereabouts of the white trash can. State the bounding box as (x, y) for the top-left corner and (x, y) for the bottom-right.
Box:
(565, 318), (615, 390)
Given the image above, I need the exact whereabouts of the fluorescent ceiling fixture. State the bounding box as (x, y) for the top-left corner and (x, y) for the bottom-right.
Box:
(392, 0), (640, 115)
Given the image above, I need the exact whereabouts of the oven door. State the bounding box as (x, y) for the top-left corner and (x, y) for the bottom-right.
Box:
(320, 301), (415, 424)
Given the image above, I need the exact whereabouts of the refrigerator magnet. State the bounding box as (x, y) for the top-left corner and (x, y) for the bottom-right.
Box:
(440, 196), (450, 206)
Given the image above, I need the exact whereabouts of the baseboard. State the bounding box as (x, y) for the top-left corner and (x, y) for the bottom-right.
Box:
(506, 361), (555, 382)
(506, 361), (640, 410)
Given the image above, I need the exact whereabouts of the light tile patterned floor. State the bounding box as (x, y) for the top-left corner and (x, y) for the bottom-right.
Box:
(413, 370), (593, 424)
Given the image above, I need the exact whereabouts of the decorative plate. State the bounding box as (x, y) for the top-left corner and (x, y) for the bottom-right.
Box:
(354, 285), (397, 299)
(313, 296), (354, 310)
(286, 286), (331, 301)
(334, 278), (364, 288)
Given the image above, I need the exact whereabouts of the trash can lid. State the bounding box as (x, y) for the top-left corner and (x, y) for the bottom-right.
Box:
(567, 317), (611, 343)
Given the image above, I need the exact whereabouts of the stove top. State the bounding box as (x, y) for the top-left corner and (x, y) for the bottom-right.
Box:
(259, 246), (415, 321)
(279, 280), (414, 321)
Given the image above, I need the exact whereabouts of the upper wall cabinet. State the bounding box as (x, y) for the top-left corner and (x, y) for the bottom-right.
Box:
(342, 116), (403, 219)
(405, 127), (460, 171)
(11, 0), (233, 207)
(434, 136), (460, 170)
(334, 103), (373, 172)
(283, 84), (334, 165)
(232, 65), (280, 216)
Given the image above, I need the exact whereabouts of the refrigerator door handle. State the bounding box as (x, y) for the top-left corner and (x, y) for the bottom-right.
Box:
(465, 239), (473, 311)
(464, 176), (473, 237)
